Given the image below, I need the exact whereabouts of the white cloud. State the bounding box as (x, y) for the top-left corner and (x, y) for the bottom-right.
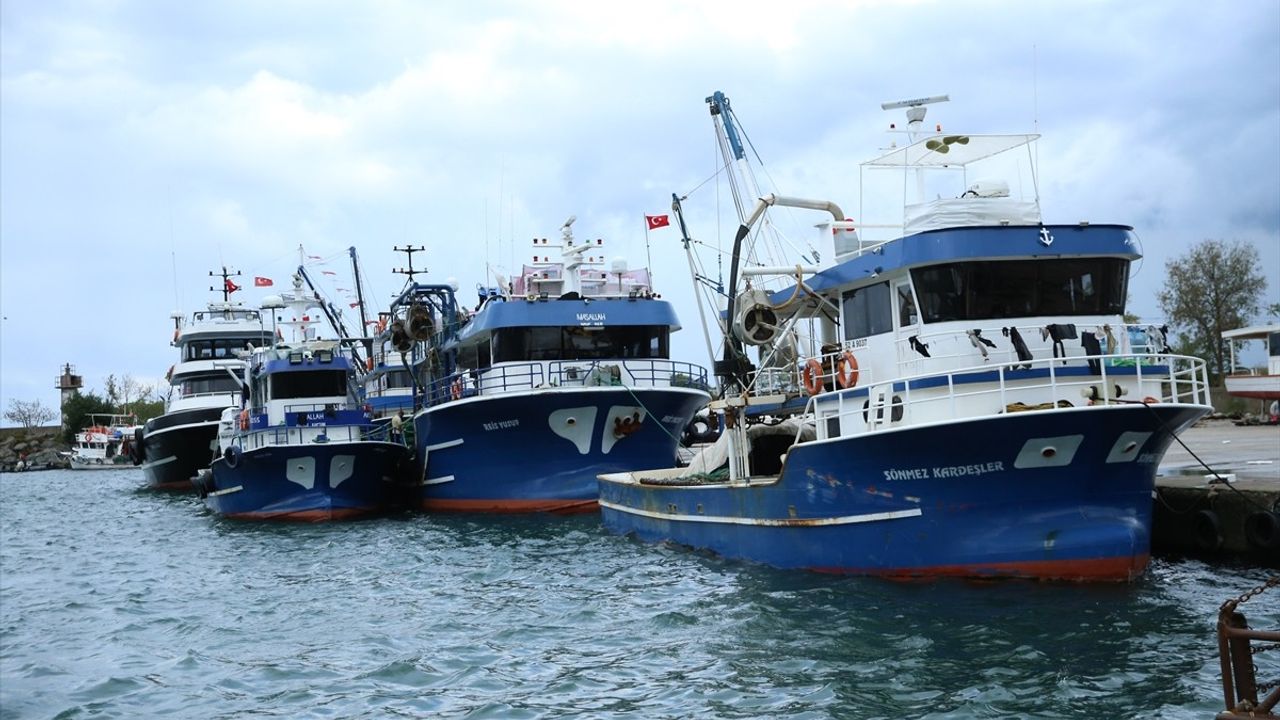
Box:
(1, 0), (1278, 414)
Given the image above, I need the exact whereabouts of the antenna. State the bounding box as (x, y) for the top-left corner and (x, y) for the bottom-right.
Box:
(880, 94), (949, 110)
(209, 266), (242, 302)
(392, 245), (428, 284)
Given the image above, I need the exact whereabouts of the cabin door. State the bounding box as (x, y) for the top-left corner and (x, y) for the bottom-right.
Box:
(893, 279), (921, 362)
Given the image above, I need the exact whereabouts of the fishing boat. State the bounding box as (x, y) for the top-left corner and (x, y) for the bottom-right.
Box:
(597, 91), (1213, 580)
(135, 268), (275, 490)
(200, 274), (408, 521)
(1222, 325), (1280, 404)
(406, 221), (712, 513)
(66, 414), (143, 470)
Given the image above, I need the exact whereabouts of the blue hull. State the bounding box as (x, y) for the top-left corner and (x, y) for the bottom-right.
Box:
(205, 441), (408, 521)
(413, 387), (708, 513)
(598, 404), (1207, 580)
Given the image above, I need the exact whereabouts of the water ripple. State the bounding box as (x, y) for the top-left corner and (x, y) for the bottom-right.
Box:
(3, 470), (1275, 718)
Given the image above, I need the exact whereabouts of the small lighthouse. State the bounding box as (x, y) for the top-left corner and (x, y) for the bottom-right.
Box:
(54, 362), (83, 431)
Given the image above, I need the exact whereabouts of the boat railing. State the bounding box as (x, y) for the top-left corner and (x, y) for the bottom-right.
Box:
(889, 322), (1172, 378)
(423, 358), (711, 407)
(238, 422), (401, 450)
(753, 361), (877, 395)
(618, 359), (710, 390)
(795, 350), (1210, 441)
(236, 401), (407, 449)
(169, 390), (242, 411)
(279, 401), (356, 415)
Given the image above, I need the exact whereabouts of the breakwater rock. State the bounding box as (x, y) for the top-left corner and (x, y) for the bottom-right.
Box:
(0, 428), (70, 471)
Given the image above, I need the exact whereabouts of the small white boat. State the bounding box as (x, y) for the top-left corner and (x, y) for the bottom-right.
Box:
(65, 414), (143, 470)
(1222, 325), (1280, 401)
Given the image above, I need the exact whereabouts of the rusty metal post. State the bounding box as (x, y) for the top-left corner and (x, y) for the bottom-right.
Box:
(1220, 607), (1238, 710)
(1226, 611), (1257, 708)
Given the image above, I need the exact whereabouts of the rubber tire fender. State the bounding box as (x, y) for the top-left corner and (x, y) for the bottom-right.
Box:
(1244, 511), (1280, 552)
(131, 427), (146, 465)
(1193, 509), (1223, 552)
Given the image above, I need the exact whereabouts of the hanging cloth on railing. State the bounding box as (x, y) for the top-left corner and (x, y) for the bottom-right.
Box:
(908, 335), (931, 358)
(966, 329), (996, 359)
(1081, 332), (1102, 374)
(1002, 326), (1033, 369)
(1102, 324), (1119, 355)
(1042, 323), (1077, 364)
(1146, 325), (1172, 354)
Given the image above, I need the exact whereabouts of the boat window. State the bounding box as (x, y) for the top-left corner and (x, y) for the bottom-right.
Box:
(272, 370), (348, 399)
(178, 375), (240, 397)
(182, 336), (272, 361)
(897, 283), (918, 327)
(1270, 332), (1280, 357)
(529, 327), (562, 361)
(385, 369), (413, 389)
(491, 326), (670, 362)
(910, 258), (1128, 322)
(841, 282), (893, 340)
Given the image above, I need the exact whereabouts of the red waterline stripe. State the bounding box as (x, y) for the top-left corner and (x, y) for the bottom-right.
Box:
(810, 554), (1150, 582)
(421, 498), (598, 515)
(224, 507), (378, 522)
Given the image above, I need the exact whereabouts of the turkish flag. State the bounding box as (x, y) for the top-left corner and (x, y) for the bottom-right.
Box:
(645, 214), (670, 230)
(224, 278), (241, 294)
(254, 276), (273, 287)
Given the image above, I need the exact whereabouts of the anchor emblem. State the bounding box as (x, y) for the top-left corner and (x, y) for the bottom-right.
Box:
(1038, 227), (1054, 247)
(613, 412), (644, 439)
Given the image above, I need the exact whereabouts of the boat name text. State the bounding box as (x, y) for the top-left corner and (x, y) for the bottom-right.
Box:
(483, 419), (520, 431)
(883, 461), (1005, 481)
(576, 313), (606, 325)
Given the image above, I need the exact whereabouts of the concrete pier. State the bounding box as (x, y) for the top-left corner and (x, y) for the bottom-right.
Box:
(1155, 419), (1280, 561)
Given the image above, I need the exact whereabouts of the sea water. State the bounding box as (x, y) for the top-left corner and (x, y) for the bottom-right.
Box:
(1, 469), (1276, 719)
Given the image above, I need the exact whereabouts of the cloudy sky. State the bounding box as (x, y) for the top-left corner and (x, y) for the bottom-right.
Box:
(2, 0), (1278, 418)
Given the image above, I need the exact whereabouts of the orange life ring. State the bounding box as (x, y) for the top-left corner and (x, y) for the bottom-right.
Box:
(450, 378), (464, 400)
(801, 358), (824, 396)
(238, 410), (249, 430)
(836, 351), (860, 389)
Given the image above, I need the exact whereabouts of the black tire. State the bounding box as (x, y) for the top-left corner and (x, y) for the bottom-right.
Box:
(1244, 511), (1280, 551)
(193, 469), (214, 498)
(130, 428), (146, 465)
(1194, 509), (1222, 552)
(223, 445), (241, 469)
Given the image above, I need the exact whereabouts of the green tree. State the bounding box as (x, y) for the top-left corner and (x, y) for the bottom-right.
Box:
(133, 398), (165, 424)
(61, 391), (116, 444)
(1156, 239), (1267, 381)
